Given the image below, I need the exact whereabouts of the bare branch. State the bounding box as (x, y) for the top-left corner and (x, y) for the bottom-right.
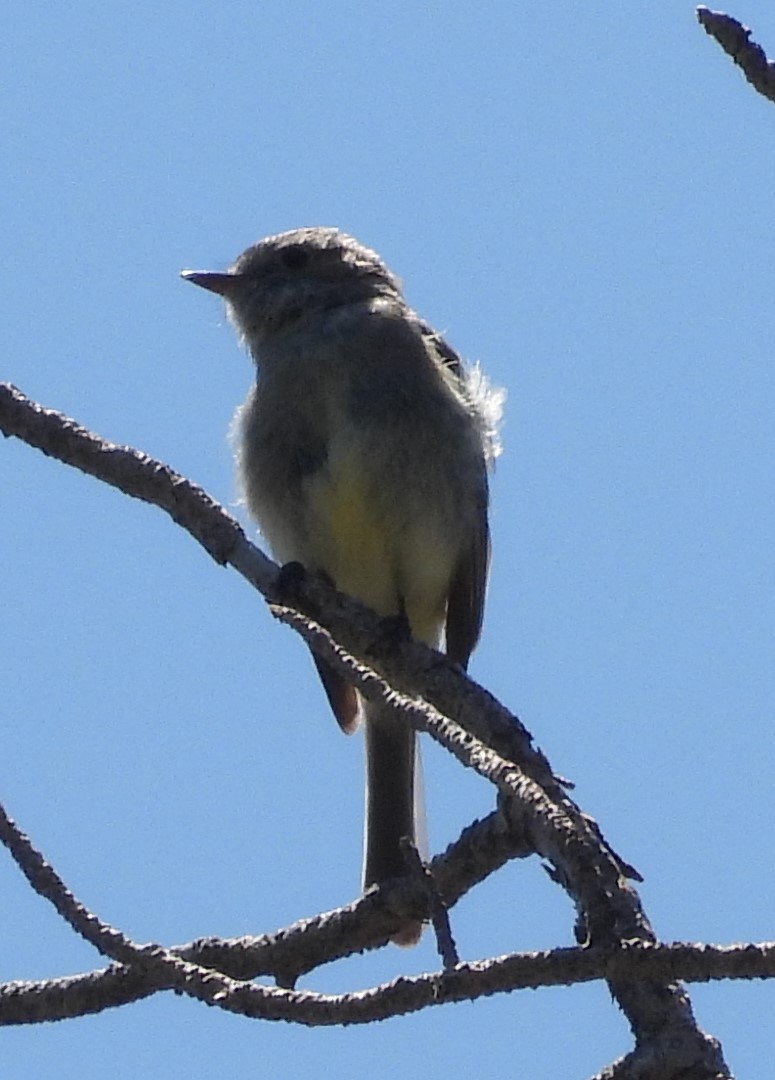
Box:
(0, 799), (312, 1020)
(698, 7), (775, 104)
(0, 383), (733, 1074)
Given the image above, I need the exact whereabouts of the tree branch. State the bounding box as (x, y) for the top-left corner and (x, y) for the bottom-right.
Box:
(1, 793), (772, 1037)
(0, 383), (732, 1076)
(698, 7), (775, 104)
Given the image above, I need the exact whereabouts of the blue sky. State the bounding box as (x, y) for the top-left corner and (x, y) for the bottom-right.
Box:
(2, 3), (774, 1076)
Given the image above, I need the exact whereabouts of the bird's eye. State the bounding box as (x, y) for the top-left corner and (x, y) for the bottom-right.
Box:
(279, 245), (310, 270)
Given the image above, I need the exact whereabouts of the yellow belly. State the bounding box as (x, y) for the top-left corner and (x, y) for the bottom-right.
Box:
(305, 457), (451, 648)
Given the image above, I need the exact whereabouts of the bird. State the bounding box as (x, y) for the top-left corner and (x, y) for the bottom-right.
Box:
(182, 227), (503, 943)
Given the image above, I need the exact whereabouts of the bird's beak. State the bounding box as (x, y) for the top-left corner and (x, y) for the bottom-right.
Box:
(180, 269), (238, 297)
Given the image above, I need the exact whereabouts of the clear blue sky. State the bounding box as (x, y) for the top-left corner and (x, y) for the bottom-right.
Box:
(2, 3), (773, 1077)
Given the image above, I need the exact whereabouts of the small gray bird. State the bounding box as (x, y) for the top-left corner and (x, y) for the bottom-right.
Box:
(182, 227), (502, 943)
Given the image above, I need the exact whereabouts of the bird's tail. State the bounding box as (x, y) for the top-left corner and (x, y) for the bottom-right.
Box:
(362, 701), (424, 946)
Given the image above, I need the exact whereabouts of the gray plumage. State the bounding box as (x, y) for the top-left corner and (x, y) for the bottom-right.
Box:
(182, 227), (503, 943)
